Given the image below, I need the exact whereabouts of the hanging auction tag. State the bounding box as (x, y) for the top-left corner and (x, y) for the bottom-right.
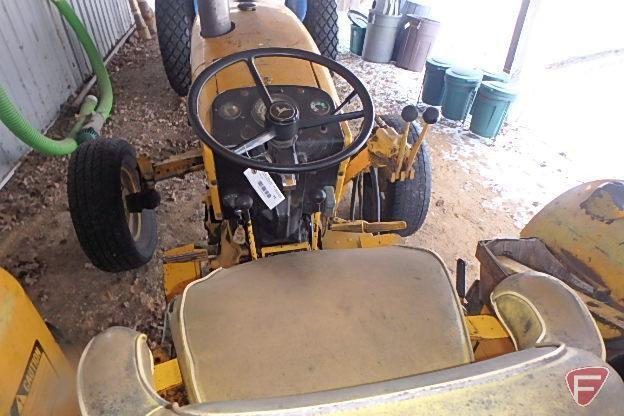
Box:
(243, 168), (285, 209)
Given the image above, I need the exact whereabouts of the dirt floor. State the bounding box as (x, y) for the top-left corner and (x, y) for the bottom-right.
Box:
(0, 35), (528, 351)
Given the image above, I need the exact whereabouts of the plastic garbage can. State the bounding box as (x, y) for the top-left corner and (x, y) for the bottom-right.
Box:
(421, 57), (452, 105)
(482, 70), (510, 83)
(362, 11), (403, 63)
(395, 15), (441, 72)
(470, 70), (510, 114)
(441, 67), (482, 121)
(348, 10), (368, 55)
(392, 1), (431, 60)
(285, 0), (307, 20)
(371, 0), (400, 14)
(401, 0), (431, 18)
(469, 81), (518, 138)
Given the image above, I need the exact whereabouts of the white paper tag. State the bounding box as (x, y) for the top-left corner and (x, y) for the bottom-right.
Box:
(243, 168), (286, 209)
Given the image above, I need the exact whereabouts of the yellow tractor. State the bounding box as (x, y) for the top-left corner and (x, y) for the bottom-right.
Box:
(3, 1), (624, 415)
(66, 0), (435, 274)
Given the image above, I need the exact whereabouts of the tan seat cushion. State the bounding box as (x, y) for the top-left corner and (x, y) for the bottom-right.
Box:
(171, 246), (473, 403)
(491, 271), (605, 358)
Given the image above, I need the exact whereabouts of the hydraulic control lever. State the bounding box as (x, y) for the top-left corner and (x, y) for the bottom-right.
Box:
(310, 189), (327, 250)
(394, 105), (419, 177)
(404, 106), (439, 172)
(231, 194), (259, 259)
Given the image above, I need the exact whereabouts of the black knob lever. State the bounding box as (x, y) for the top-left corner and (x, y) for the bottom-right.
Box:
(401, 105), (419, 123)
(235, 194), (254, 212)
(423, 107), (440, 125)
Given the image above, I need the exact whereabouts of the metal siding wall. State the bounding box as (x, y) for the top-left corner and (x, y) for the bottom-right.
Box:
(0, 0), (132, 183)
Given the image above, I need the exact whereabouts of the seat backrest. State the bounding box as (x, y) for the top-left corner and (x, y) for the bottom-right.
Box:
(182, 344), (623, 415)
(77, 327), (624, 415)
(491, 271), (605, 358)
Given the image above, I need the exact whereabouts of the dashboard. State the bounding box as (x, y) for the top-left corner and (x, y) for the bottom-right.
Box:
(211, 85), (344, 162)
(210, 85), (345, 245)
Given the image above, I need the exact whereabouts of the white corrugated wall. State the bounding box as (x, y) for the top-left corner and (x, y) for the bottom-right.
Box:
(0, 0), (133, 185)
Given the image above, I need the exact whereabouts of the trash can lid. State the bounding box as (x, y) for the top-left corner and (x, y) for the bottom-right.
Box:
(348, 10), (368, 28)
(482, 69), (510, 83)
(480, 81), (519, 100)
(446, 67), (482, 82)
(405, 14), (440, 23)
(426, 57), (453, 70)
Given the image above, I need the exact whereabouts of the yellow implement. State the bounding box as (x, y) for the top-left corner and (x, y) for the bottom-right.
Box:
(0, 268), (78, 415)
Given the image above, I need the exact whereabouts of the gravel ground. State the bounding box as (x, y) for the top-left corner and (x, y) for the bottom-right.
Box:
(0, 34), (521, 353)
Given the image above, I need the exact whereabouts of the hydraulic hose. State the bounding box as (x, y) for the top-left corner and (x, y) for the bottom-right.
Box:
(0, 0), (112, 156)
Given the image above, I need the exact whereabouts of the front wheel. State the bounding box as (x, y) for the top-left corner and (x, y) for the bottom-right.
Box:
(363, 115), (432, 236)
(67, 139), (158, 272)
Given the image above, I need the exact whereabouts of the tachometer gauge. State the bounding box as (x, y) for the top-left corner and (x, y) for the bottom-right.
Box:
(218, 102), (241, 120)
(251, 99), (267, 126)
(310, 99), (330, 116)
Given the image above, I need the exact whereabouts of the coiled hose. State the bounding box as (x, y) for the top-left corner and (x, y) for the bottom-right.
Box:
(0, 0), (113, 156)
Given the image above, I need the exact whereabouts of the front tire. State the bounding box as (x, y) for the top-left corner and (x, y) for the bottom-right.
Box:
(67, 139), (158, 272)
(363, 115), (432, 236)
(303, 0), (339, 60)
(155, 0), (195, 96)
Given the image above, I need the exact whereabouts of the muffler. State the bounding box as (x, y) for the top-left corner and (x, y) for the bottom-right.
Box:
(197, 0), (232, 38)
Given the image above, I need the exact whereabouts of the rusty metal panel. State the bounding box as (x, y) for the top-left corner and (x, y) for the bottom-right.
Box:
(0, 0), (133, 185)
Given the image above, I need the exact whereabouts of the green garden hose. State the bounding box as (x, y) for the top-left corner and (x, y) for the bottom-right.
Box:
(0, 0), (113, 156)
(53, 0), (113, 120)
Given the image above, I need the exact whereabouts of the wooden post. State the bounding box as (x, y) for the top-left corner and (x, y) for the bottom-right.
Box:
(137, 0), (157, 35)
(128, 0), (151, 40)
(504, 0), (542, 74)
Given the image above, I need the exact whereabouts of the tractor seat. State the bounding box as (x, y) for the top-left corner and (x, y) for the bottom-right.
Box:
(169, 246), (473, 403)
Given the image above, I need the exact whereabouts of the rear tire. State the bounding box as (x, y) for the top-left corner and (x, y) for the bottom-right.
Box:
(303, 0), (339, 60)
(363, 115), (432, 236)
(155, 0), (195, 96)
(67, 139), (158, 272)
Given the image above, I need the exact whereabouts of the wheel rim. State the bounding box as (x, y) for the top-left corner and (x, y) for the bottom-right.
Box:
(120, 166), (142, 242)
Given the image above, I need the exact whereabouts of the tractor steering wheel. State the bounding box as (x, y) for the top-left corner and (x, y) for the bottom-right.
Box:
(187, 48), (375, 174)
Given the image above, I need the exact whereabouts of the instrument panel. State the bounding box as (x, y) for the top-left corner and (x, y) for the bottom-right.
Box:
(210, 86), (346, 245)
(211, 85), (344, 163)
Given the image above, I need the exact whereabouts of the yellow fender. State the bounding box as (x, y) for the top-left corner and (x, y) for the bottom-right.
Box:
(521, 180), (624, 307)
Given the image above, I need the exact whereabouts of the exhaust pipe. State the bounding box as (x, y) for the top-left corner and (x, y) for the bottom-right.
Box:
(198, 0), (232, 38)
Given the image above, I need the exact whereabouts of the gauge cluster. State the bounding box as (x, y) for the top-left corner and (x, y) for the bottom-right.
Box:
(211, 86), (344, 162)
(210, 85), (345, 246)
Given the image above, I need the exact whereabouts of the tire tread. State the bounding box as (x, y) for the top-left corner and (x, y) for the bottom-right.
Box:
(155, 0), (194, 96)
(67, 139), (157, 272)
(362, 115), (432, 236)
(303, 0), (339, 60)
